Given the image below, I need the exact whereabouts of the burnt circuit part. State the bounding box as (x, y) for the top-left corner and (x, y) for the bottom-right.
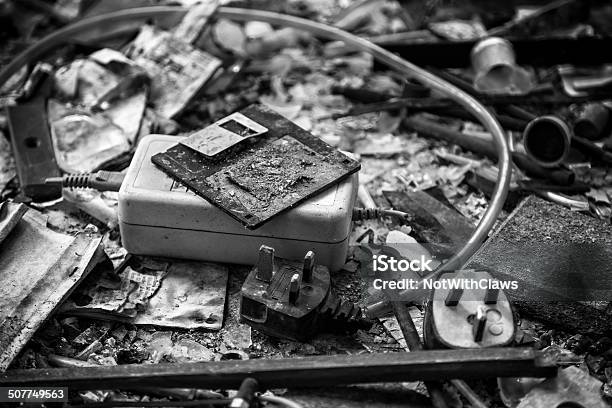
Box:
(152, 104), (361, 229)
(424, 270), (516, 350)
(240, 246), (370, 341)
(6, 77), (62, 201)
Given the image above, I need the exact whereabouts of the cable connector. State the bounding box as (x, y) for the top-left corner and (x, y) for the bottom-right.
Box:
(352, 207), (410, 221)
(45, 171), (125, 192)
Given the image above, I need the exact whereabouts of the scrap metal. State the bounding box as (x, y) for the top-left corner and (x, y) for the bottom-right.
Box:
(572, 102), (611, 141)
(470, 37), (534, 95)
(522, 115), (572, 168)
(0, 348), (557, 389)
(0, 206), (105, 371)
(6, 84), (62, 202)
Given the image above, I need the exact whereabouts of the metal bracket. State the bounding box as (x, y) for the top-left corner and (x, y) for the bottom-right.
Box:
(180, 112), (268, 157)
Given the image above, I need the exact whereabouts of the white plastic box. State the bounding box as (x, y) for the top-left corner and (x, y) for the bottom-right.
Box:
(118, 135), (358, 271)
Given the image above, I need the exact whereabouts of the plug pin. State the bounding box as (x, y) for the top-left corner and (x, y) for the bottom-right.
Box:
(256, 245), (275, 282)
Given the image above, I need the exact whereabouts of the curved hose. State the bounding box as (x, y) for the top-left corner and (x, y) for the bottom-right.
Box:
(0, 6), (511, 297)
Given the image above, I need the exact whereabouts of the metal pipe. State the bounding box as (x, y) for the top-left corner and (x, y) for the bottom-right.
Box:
(402, 115), (575, 186)
(523, 115), (572, 168)
(0, 349), (556, 389)
(573, 103), (610, 141)
(390, 302), (449, 408)
(391, 301), (488, 408)
(450, 380), (488, 408)
(572, 135), (612, 165)
(536, 191), (589, 211)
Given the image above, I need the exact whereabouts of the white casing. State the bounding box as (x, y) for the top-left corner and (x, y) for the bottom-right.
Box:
(118, 135), (358, 271)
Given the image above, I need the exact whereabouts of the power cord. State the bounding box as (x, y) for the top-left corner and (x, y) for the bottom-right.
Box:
(45, 171), (126, 192)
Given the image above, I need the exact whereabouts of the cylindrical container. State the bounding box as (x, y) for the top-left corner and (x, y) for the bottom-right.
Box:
(573, 103), (610, 140)
(472, 37), (516, 78)
(523, 115), (572, 168)
(471, 37), (533, 94)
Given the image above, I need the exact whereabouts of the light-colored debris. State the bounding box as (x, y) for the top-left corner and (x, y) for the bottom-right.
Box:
(47, 99), (131, 173)
(259, 95), (303, 120)
(170, 338), (216, 362)
(586, 188), (611, 205)
(222, 323), (253, 351)
(0, 208), (104, 371)
(212, 19), (247, 56)
(125, 25), (221, 119)
(354, 133), (427, 157)
(63, 189), (119, 230)
(147, 332), (216, 363)
(64, 259), (228, 331)
(517, 366), (608, 408)
(428, 19), (487, 40)
(134, 261), (228, 330)
(173, 1), (219, 45)
(53, 0), (82, 21)
(48, 49), (147, 172)
(246, 28), (312, 57)
(0, 201), (27, 243)
(63, 265), (166, 319)
(55, 49), (145, 109)
(244, 21), (274, 39)
(0, 130), (16, 190)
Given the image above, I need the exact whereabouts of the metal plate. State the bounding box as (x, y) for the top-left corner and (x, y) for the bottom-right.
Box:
(180, 112), (268, 157)
(0, 209), (104, 371)
(152, 104), (361, 229)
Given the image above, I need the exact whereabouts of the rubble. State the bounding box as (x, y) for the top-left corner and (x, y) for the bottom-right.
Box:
(0, 0), (612, 406)
(124, 24), (221, 120)
(63, 258), (229, 331)
(517, 366), (608, 408)
(0, 205), (105, 371)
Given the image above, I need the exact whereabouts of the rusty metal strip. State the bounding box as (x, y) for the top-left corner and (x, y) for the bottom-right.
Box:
(0, 348), (556, 389)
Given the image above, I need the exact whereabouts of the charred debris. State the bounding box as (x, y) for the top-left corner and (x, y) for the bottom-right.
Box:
(0, 0), (612, 407)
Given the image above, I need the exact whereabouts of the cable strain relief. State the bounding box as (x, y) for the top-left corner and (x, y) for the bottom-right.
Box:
(352, 207), (384, 221)
(62, 173), (92, 189)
